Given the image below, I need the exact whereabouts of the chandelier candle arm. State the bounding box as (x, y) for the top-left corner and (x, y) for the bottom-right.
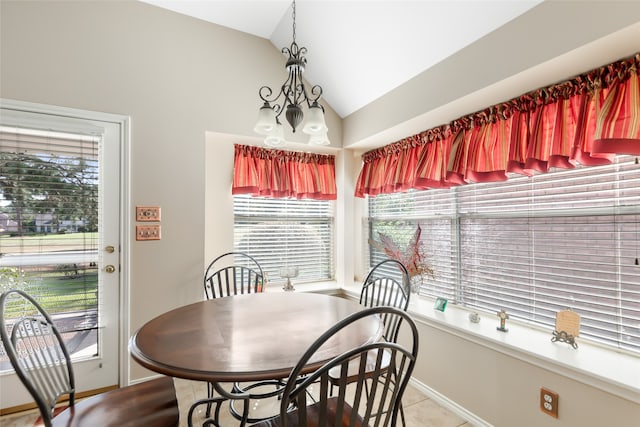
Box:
(254, 0), (329, 146)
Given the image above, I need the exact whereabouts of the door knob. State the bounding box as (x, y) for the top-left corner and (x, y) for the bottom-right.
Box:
(105, 245), (115, 253)
(105, 265), (116, 273)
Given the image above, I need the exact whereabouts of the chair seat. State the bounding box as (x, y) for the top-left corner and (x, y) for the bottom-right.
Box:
(43, 377), (179, 427)
(251, 397), (364, 427)
(327, 348), (392, 384)
(1, 290), (180, 427)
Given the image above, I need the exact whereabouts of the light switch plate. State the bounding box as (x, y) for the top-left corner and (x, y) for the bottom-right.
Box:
(136, 206), (161, 222)
(136, 225), (161, 241)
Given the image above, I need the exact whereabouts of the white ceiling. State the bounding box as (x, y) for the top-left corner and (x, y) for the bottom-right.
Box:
(139, 0), (542, 118)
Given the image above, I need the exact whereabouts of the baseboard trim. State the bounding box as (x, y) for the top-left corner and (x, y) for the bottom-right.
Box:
(409, 377), (493, 427)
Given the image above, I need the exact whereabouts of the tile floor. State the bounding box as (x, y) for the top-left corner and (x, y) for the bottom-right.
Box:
(1, 378), (471, 427)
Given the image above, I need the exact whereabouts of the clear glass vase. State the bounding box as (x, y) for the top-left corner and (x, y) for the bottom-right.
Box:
(410, 276), (422, 294)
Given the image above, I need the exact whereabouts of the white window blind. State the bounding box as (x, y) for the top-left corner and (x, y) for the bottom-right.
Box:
(367, 190), (457, 300)
(234, 194), (335, 285)
(367, 155), (640, 352)
(0, 126), (100, 364)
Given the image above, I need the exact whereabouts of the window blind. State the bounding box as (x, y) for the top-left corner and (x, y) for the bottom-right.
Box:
(234, 194), (335, 285)
(0, 126), (100, 361)
(367, 186), (458, 300)
(368, 155), (640, 352)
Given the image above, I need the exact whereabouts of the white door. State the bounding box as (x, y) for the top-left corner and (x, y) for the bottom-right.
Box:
(0, 101), (123, 410)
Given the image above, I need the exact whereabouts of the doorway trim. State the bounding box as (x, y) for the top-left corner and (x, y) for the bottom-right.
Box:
(0, 98), (132, 387)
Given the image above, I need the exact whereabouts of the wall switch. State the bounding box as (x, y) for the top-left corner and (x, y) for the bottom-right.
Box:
(136, 206), (161, 222)
(540, 387), (559, 418)
(136, 225), (161, 241)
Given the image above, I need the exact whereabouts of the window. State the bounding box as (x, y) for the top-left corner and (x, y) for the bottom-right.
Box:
(367, 155), (640, 352)
(234, 195), (335, 286)
(0, 125), (100, 365)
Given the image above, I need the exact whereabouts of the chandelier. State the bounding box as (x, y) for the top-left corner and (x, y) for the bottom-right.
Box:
(254, 0), (329, 147)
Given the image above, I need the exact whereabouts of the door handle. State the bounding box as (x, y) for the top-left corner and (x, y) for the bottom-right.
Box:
(105, 265), (116, 273)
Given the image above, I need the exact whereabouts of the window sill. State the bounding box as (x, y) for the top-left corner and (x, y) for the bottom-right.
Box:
(341, 283), (640, 404)
(264, 280), (341, 295)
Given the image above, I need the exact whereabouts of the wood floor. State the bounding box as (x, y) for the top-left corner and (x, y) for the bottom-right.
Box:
(1, 378), (471, 427)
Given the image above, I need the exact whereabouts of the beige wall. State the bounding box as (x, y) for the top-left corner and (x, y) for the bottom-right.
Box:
(410, 321), (639, 427)
(2, 1), (639, 425)
(0, 0), (341, 382)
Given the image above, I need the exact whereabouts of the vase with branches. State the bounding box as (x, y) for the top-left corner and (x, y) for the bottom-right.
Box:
(368, 224), (435, 293)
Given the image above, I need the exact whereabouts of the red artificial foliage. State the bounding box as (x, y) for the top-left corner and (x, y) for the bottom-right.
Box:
(369, 225), (435, 283)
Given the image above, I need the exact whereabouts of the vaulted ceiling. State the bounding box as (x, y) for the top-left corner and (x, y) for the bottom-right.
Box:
(139, 0), (542, 118)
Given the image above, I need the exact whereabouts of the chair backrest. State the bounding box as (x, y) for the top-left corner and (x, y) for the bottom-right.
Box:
(203, 252), (265, 299)
(360, 259), (410, 342)
(278, 306), (419, 427)
(0, 289), (75, 427)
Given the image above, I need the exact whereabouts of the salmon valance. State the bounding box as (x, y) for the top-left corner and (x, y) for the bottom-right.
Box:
(355, 52), (640, 198)
(233, 144), (337, 200)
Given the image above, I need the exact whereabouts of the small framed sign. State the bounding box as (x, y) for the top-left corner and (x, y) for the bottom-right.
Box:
(551, 309), (580, 349)
(434, 297), (448, 312)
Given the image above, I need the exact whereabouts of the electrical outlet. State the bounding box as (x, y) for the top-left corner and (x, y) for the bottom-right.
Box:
(540, 387), (559, 418)
(136, 225), (161, 241)
(136, 206), (161, 222)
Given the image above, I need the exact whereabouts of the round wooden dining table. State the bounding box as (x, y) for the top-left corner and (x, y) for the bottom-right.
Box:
(129, 292), (382, 384)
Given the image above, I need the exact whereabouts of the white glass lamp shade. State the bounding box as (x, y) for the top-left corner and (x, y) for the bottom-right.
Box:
(264, 121), (285, 147)
(308, 131), (330, 146)
(302, 102), (328, 135)
(254, 103), (277, 135)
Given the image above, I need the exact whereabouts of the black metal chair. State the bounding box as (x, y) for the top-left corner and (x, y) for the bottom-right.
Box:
(0, 289), (179, 427)
(203, 252), (275, 424)
(329, 258), (411, 424)
(249, 306), (419, 427)
(359, 258), (411, 320)
(203, 251), (265, 299)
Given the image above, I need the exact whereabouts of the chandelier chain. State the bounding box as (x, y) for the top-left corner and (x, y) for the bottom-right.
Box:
(292, 0), (297, 44)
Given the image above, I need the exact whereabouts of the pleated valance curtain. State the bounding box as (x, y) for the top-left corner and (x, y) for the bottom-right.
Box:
(233, 144), (337, 200)
(355, 52), (640, 197)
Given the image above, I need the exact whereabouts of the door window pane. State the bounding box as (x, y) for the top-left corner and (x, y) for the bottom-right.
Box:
(0, 126), (100, 370)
